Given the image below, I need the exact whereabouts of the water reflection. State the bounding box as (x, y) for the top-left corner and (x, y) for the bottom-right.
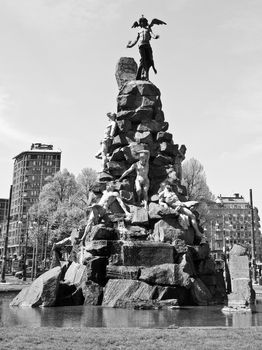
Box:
(1, 293), (262, 328)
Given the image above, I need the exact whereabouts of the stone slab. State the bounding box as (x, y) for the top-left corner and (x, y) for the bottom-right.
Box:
(121, 241), (174, 267)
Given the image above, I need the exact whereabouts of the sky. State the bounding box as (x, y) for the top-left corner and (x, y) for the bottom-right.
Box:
(0, 0), (262, 213)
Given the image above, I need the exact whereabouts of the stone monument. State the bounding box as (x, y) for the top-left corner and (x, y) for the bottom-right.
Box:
(11, 55), (227, 309)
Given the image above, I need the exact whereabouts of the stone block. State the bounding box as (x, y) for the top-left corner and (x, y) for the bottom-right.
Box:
(160, 142), (178, 156)
(91, 224), (118, 241)
(229, 244), (248, 257)
(153, 154), (173, 166)
(148, 202), (162, 220)
(106, 265), (141, 280)
(158, 286), (191, 306)
(156, 131), (173, 143)
(64, 262), (87, 286)
(85, 240), (109, 256)
(190, 244), (210, 261)
(127, 225), (148, 239)
(190, 277), (213, 306)
(153, 218), (194, 245)
(102, 279), (158, 308)
(134, 131), (153, 145)
(130, 107), (154, 122)
(197, 258), (216, 275)
(120, 80), (160, 97)
(85, 256), (108, 285)
(82, 281), (104, 306)
(131, 206), (149, 225)
(107, 161), (128, 177)
(121, 241), (174, 266)
(229, 255), (250, 279)
(10, 266), (62, 307)
(115, 57), (137, 89)
(137, 120), (168, 133)
(117, 93), (142, 110)
(154, 109), (165, 122)
(231, 278), (252, 296)
(110, 148), (126, 162)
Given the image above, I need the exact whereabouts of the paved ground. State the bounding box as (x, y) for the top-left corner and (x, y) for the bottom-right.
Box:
(0, 274), (31, 292)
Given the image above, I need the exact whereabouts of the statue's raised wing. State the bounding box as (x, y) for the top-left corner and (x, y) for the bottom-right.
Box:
(131, 21), (139, 28)
(149, 18), (167, 28)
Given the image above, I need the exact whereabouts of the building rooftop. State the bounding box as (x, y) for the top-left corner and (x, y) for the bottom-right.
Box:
(13, 143), (61, 159)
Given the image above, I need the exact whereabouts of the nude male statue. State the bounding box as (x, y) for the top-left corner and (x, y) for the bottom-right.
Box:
(158, 182), (203, 240)
(127, 16), (166, 80)
(81, 182), (130, 243)
(119, 150), (150, 208)
(95, 112), (117, 170)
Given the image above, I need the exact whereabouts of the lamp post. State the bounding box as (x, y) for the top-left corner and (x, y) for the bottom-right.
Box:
(22, 213), (30, 281)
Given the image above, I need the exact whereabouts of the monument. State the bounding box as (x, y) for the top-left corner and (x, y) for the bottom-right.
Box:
(11, 16), (227, 309)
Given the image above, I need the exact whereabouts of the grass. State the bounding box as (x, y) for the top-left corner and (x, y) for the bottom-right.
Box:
(1, 327), (262, 350)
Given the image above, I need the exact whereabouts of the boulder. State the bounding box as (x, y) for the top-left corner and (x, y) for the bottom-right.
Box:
(121, 241), (174, 267)
(229, 255), (250, 279)
(64, 261), (87, 286)
(156, 131), (173, 143)
(158, 286), (191, 306)
(90, 224), (118, 241)
(82, 281), (104, 306)
(131, 206), (149, 225)
(102, 279), (158, 308)
(153, 218), (194, 245)
(10, 266), (62, 307)
(106, 265), (141, 280)
(85, 240), (109, 256)
(190, 277), (213, 306)
(127, 225), (148, 240)
(85, 256), (108, 285)
(115, 57), (137, 89)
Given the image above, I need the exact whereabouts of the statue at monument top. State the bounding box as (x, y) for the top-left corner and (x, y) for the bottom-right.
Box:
(126, 15), (167, 81)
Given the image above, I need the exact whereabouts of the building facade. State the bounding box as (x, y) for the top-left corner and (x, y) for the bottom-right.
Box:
(205, 193), (262, 262)
(0, 198), (9, 256)
(3, 143), (61, 257)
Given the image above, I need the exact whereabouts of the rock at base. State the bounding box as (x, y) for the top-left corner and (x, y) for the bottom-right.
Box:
(131, 206), (149, 225)
(10, 266), (62, 307)
(82, 281), (104, 306)
(190, 277), (213, 306)
(102, 279), (158, 308)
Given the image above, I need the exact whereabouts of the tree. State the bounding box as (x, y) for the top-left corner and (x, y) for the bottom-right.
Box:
(182, 158), (215, 226)
(76, 167), (98, 215)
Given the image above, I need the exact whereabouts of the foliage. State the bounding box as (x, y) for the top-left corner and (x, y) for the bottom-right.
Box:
(182, 158), (215, 226)
(29, 168), (97, 244)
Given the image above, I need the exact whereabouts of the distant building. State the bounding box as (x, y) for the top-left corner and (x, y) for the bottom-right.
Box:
(205, 193), (262, 262)
(2, 143), (61, 257)
(0, 198), (9, 256)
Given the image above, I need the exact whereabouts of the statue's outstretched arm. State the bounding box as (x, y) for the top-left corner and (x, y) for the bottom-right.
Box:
(127, 34), (139, 48)
(119, 163), (136, 180)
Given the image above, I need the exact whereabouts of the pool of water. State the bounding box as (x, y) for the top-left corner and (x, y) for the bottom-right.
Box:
(1, 293), (262, 328)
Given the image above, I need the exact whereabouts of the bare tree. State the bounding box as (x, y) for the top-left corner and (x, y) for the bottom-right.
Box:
(182, 158), (215, 226)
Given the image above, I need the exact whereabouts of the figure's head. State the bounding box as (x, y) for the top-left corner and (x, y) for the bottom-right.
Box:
(139, 15), (148, 28)
(139, 152), (147, 164)
(107, 112), (116, 121)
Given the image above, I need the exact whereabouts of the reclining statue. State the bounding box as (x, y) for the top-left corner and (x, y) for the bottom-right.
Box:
(158, 182), (203, 240)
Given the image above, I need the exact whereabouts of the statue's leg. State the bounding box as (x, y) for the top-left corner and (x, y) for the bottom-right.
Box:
(135, 178), (142, 204)
(181, 207), (202, 237)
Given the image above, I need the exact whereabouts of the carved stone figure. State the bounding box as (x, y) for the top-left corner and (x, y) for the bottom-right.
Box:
(127, 15), (166, 80)
(95, 113), (117, 170)
(174, 145), (187, 180)
(119, 150), (150, 208)
(82, 182), (130, 242)
(158, 182), (203, 240)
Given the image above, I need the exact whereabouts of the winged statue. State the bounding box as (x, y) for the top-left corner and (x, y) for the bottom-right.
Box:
(127, 15), (167, 80)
